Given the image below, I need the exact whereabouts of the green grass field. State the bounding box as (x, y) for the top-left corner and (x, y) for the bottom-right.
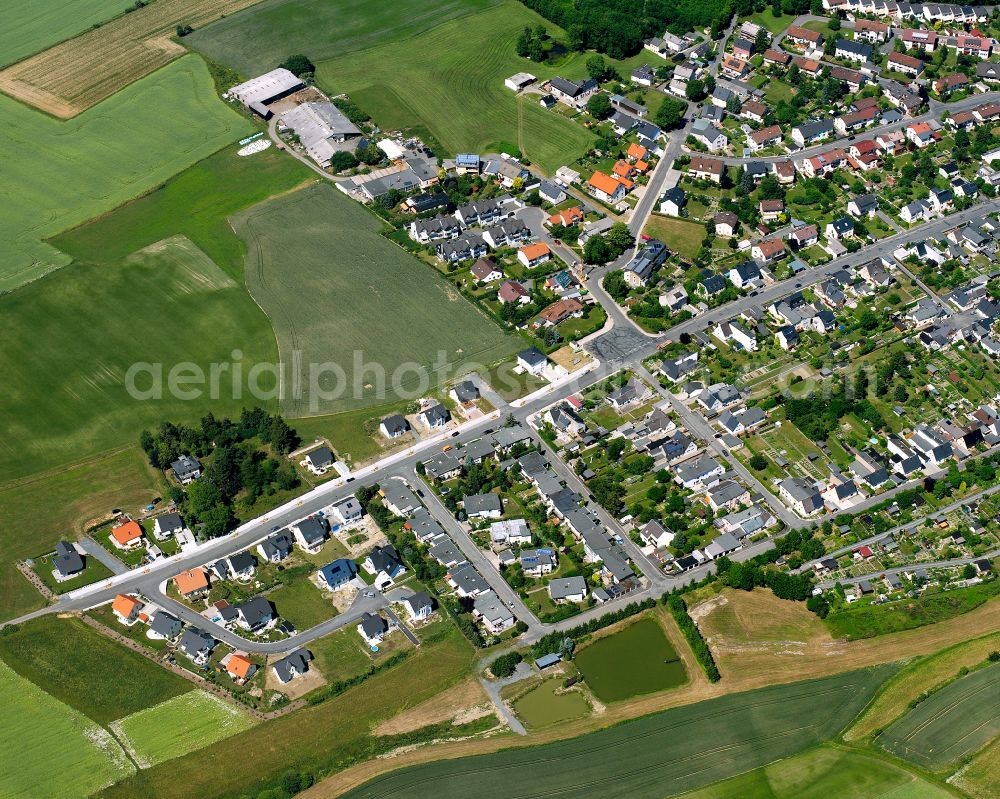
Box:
(233, 182), (520, 417)
(111, 690), (257, 767)
(0, 447), (163, 622)
(98, 624), (477, 799)
(311, 0), (598, 173)
(0, 659), (134, 798)
(825, 584), (1000, 640)
(877, 662), (1000, 769)
(188, 0), (501, 77)
(308, 624), (385, 683)
(644, 215), (706, 262)
(269, 577), (337, 631)
(52, 143), (312, 280)
(574, 616), (687, 702)
(513, 678), (591, 728)
(0, 55), (253, 292)
(0, 230), (277, 483)
(0, 616), (191, 725)
(671, 745), (953, 799)
(0, 0), (128, 67)
(340, 665), (898, 799)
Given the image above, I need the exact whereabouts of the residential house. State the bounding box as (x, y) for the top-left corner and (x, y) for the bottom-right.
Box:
(291, 517), (327, 554)
(464, 492), (503, 520)
(52, 541), (83, 580)
(714, 210), (738, 237)
(835, 38), (873, 63)
(759, 199), (784, 222)
(789, 223), (819, 249)
(110, 519), (143, 550)
(889, 52), (924, 76)
(111, 594), (143, 625)
(518, 242), (552, 269)
(171, 454), (202, 484)
(233, 596), (275, 634)
(178, 627), (216, 665)
(749, 125), (783, 152)
(791, 118), (835, 147)
(357, 612), (391, 646)
(257, 531), (293, 564)
(688, 155), (725, 183)
(690, 118), (728, 152)
(472, 590), (515, 633)
(548, 576), (588, 603)
(174, 567), (209, 599)
(778, 477), (826, 516)
(848, 194), (879, 218)
(751, 239), (787, 264)
(152, 512), (184, 540)
(272, 649), (312, 684)
(418, 403), (450, 429)
(226, 654), (256, 684)
(660, 186), (687, 217)
(379, 413), (410, 439)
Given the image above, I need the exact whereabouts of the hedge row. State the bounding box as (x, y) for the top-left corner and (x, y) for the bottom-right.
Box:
(667, 596), (720, 682)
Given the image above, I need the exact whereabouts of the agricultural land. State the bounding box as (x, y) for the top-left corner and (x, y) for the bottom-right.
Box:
(336, 666), (897, 799)
(0, 0), (128, 68)
(233, 182), (521, 418)
(312, 1), (607, 172)
(877, 662), (1000, 769)
(187, 0), (502, 77)
(0, 0), (261, 116)
(0, 55), (251, 291)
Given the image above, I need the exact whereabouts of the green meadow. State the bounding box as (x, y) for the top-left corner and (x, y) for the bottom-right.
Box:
(112, 690), (257, 767)
(187, 0), (502, 77)
(0, 660), (134, 798)
(232, 182), (520, 418)
(312, 0), (602, 173)
(0, 55), (252, 292)
(0, 616), (191, 725)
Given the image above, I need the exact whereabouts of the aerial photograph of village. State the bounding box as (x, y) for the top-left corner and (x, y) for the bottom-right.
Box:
(2, 0), (1000, 797)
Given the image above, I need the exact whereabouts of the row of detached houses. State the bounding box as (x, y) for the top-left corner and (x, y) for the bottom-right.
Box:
(825, 0), (991, 26)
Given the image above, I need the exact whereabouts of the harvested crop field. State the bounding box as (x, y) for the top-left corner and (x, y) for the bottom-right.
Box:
(111, 690), (257, 767)
(0, 0), (261, 116)
(877, 662), (1000, 769)
(692, 588), (1000, 691)
(0, 659), (134, 798)
(336, 666), (897, 799)
(234, 182), (520, 418)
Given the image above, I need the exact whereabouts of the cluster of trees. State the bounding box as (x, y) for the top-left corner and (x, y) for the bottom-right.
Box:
(141, 408), (300, 469)
(666, 595), (720, 681)
(516, 24), (554, 62)
(655, 96), (688, 131)
(585, 222), (633, 264)
(781, 373), (884, 440)
(140, 409), (301, 537)
(280, 54), (315, 78)
(519, 0), (727, 59)
(490, 651), (524, 678)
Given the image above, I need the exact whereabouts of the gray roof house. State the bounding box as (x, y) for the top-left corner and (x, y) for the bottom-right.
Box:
(257, 531), (294, 563)
(148, 611), (181, 641)
(280, 102), (362, 166)
(171, 454), (202, 484)
(548, 575), (588, 602)
(234, 596), (275, 632)
(463, 492), (503, 519)
(178, 627), (216, 663)
(450, 563), (491, 597)
(52, 541), (84, 579)
(272, 649), (313, 683)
